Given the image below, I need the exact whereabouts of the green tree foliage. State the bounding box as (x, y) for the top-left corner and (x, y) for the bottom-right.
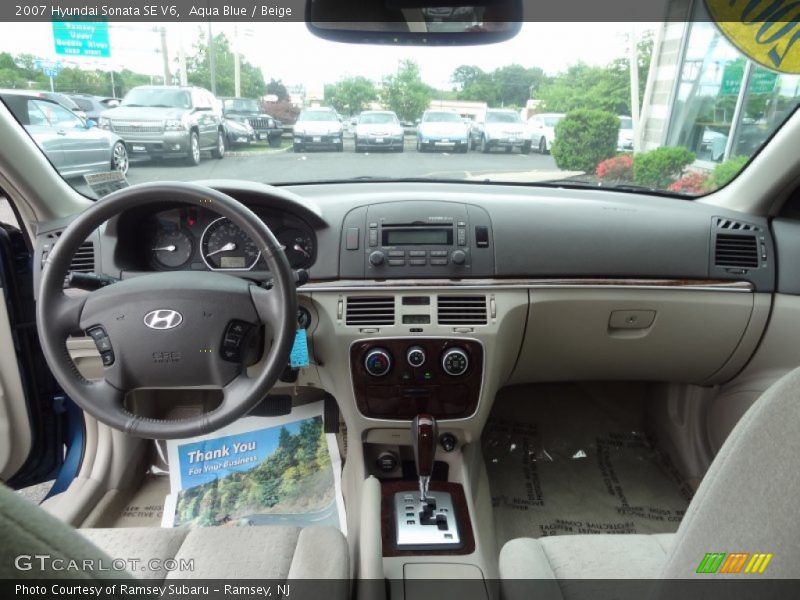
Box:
(451, 63), (547, 107)
(633, 147), (696, 189)
(324, 76), (378, 116)
(539, 32), (653, 115)
(381, 60), (433, 122)
(185, 30), (266, 98)
(707, 155), (750, 190)
(551, 109), (620, 172)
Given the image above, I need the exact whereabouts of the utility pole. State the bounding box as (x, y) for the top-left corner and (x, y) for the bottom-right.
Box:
(629, 23), (641, 153)
(110, 70), (116, 97)
(207, 21), (217, 94)
(234, 25), (241, 97)
(160, 27), (171, 85)
(178, 31), (188, 86)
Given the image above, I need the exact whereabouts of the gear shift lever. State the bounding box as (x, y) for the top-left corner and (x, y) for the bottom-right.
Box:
(411, 414), (437, 502)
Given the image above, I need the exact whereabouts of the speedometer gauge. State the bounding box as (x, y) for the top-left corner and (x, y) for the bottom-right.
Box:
(200, 217), (261, 270)
(277, 228), (315, 268)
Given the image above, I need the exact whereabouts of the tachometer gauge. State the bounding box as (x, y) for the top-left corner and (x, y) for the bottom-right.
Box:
(200, 217), (261, 270)
(277, 228), (315, 268)
(151, 229), (193, 269)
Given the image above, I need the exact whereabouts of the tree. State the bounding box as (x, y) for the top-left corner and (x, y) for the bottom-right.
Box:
(265, 78), (289, 101)
(537, 63), (629, 115)
(185, 30), (267, 98)
(493, 64), (546, 107)
(381, 60), (433, 122)
(324, 76), (377, 116)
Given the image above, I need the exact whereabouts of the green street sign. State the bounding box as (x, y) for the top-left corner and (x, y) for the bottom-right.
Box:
(721, 61), (778, 96)
(52, 22), (110, 58)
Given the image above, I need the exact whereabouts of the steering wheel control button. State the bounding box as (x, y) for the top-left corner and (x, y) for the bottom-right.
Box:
(365, 348), (392, 377)
(86, 326), (115, 365)
(221, 320), (253, 362)
(406, 346), (426, 368)
(442, 347), (469, 377)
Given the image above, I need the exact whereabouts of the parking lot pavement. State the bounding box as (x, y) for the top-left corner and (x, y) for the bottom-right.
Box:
(100, 137), (563, 191)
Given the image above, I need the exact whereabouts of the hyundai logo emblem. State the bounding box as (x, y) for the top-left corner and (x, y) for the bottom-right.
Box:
(143, 309), (183, 330)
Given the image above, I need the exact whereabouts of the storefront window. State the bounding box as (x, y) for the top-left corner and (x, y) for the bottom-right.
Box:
(665, 17), (742, 163)
(666, 2), (800, 165)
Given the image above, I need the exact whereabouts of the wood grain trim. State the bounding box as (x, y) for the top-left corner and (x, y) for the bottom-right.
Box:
(381, 480), (476, 557)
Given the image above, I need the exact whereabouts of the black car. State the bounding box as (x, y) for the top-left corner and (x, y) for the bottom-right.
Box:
(220, 97), (283, 147)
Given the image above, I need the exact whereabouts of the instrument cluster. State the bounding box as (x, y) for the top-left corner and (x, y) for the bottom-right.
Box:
(145, 206), (316, 272)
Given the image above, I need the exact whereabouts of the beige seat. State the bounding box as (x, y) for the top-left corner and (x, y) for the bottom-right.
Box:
(500, 367), (800, 594)
(0, 484), (348, 582)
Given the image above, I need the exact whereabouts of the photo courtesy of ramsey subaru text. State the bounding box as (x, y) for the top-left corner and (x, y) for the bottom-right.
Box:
(0, 1), (799, 599)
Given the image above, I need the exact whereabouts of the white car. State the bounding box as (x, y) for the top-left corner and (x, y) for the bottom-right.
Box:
(293, 107), (344, 152)
(416, 109), (470, 153)
(354, 110), (404, 152)
(527, 112), (565, 154)
(472, 109), (531, 154)
(618, 115), (634, 151)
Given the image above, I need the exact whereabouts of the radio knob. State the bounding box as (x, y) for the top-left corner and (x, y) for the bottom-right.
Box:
(364, 348), (392, 377)
(406, 346), (426, 368)
(442, 347), (469, 376)
(451, 250), (467, 265)
(369, 250), (385, 266)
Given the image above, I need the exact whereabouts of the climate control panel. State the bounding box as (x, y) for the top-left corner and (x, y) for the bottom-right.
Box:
(350, 338), (483, 420)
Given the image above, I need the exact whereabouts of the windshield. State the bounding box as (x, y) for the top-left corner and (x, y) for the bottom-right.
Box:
(1, 19), (798, 199)
(298, 110), (338, 122)
(423, 112), (461, 123)
(360, 113), (398, 125)
(121, 88), (191, 108)
(223, 98), (260, 113)
(487, 112), (522, 124)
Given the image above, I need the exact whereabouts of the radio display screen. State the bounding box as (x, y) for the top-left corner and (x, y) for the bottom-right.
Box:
(383, 228), (452, 246)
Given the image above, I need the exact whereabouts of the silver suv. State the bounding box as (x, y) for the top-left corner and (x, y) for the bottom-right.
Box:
(99, 86), (225, 166)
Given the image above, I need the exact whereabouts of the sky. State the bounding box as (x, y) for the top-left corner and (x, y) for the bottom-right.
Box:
(0, 22), (653, 93)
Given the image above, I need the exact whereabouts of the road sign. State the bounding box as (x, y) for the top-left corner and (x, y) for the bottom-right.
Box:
(721, 62), (779, 96)
(34, 59), (62, 79)
(52, 22), (110, 58)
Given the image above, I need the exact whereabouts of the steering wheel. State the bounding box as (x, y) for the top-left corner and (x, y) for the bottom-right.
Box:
(36, 183), (297, 439)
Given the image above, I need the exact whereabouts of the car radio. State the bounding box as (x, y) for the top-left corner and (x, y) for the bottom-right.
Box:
(339, 201), (494, 278)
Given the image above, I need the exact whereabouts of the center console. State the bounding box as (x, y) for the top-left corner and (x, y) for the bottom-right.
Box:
(350, 338), (483, 419)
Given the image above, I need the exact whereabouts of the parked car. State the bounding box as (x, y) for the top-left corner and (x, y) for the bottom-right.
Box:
(292, 107), (344, 152)
(472, 109), (531, 153)
(0, 90), (128, 178)
(222, 117), (255, 147)
(618, 115), (634, 151)
(66, 94), (120, 122)
(416, 109), (470, 152)
(354, 110), (404, 152)
(527, 112), (565, 154)
(98, 85), (225, 166)
(220, 97), (283, 147)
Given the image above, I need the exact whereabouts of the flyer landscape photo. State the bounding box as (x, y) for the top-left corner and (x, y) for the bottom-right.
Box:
(165, 403), (345, 531)
(1, 0), (800, 597)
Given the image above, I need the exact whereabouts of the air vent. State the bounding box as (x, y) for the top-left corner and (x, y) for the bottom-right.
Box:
(69, 241), (96, 272)
(345, 296), (395, 326)
(437, 295), (487, 325)
(715, 234), (759, 268)
(715, 217), (760, 232)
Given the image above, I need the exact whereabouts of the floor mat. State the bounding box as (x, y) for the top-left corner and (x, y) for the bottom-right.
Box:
(107, 475), (169, 528)
(483, 383), (693, 549)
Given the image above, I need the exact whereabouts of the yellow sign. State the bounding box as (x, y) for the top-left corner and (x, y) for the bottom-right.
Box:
(705, 0), (800, 74)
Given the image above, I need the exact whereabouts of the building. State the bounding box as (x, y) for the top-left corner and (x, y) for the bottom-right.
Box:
(428, 99), (487, 119)
(640, 0), (800, 167)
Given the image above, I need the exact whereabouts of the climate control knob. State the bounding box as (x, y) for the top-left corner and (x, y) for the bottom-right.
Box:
(406, 346), (426, 368)
(364, 348), (392, 377)
(369, 251), (386, 266)
(441, 347), (469, 377)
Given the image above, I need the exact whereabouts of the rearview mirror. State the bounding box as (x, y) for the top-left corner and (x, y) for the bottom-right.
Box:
(306, 0), (522, 45)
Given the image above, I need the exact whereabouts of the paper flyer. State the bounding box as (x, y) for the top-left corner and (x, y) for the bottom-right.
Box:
(162, 401), (346, 535)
